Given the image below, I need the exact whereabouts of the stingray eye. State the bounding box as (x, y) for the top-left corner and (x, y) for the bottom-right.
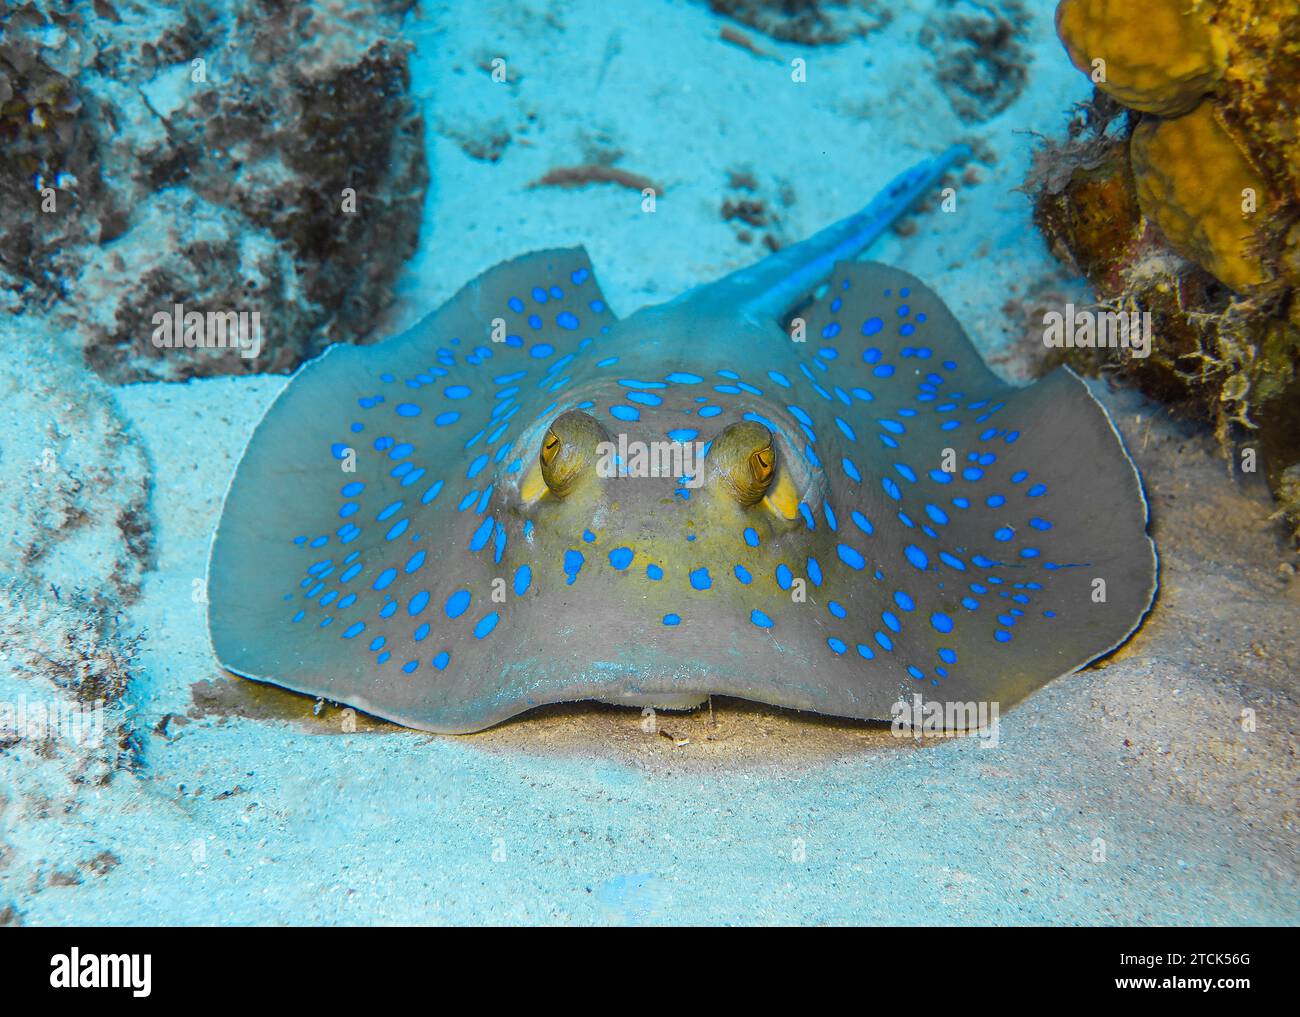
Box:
(537, 410), (609, 498)
(541, 430), (562, 468)
(710, 421), (776, 507)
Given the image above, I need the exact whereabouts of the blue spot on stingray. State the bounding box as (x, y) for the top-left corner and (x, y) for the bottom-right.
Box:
(372, 568), (397, 591)
(931, 612), (954, 633)
(610, 405), (640, 421)
(469, 517), (494, 551)
(646, 563), (664, 581)
(776, 564), (793, 590)
(862, 317), (883, 336)
(667, 428), (699, 442)
(837, 544), (866, 570)
(608, 547), (634, 569)
(434, 411), (460, 426)
(750, 609), (774, 628)
(744, 527), (760, 547)
(666, 372), (703, 383)
(904, 545), (929, 570)
(557, 311), (579, 330)
(734, 565), (752, 584)
(663, 614), (681, 626)
(564, 549), (584, 584)
(689, 567), (713, 590)
(445, 590), (471, 617)
(396, 403), (421, 417)
(513, 565), (532, 596)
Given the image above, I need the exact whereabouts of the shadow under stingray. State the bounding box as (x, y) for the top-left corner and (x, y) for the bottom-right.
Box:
(188, 672), (942, 771)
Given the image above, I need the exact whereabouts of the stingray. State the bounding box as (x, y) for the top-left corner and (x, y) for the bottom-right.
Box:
(208, 145), (1158, 734)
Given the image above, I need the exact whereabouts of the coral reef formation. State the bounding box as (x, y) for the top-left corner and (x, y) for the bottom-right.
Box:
(1055, 0), (1226, 115)
(1029, 0), (1300, 538)
(1, 0), (428, 383)
(1129, 102), (1269, 291)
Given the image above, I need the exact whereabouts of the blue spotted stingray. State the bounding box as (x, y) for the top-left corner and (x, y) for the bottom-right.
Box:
(208, 146), (1158, 733)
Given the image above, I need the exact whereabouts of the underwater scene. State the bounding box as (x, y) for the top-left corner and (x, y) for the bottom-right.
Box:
(0, 0), (1296, 930)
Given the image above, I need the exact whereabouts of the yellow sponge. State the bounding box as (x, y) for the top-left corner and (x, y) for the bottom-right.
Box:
(1130, 102), (1269, 291)
(1055, 0), (1226, 115)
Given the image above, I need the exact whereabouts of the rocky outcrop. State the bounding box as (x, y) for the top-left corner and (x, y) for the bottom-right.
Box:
(1, 0), (429, 382)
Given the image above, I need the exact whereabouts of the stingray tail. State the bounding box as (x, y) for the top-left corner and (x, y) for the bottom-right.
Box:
(695, 144), (970, 323)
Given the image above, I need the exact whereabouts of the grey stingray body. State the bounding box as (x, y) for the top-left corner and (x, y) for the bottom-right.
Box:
(208, 159), (1157, 734)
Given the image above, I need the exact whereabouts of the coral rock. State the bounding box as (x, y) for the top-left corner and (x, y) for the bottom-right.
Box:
(1130, 102), (1269, 292)
(1055, 0), (1226, 116)
(1031, 138), (1143, 299)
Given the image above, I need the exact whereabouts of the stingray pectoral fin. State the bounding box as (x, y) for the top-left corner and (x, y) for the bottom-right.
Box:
(752, 259), (1157, 719)
(206, 247), (615, 731)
